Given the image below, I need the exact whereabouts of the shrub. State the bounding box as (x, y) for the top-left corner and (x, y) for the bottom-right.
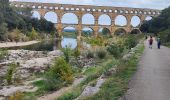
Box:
(0, 49), (8, 61)
(96, 49), (107, 59)
(73, 48), (81, 60)
(28, 27), (40, 40)
(6, 62), (17, 85)
(62, 45), (72, 63)
(107, 43), (122, 58)
(9, 91), (24, 100)
(50, 57), (73, 83)
(86, 50), (94, 59)
(124, 35), (138, 49)
(44, 72), (64, 91)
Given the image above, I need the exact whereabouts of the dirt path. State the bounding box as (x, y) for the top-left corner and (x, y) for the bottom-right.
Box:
(0, 41), (39, 48)
(38, 77), (85, 100)
(121, 39), (170, 100)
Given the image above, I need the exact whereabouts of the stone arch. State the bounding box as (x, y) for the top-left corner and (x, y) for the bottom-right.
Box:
(98, 14), (111, 25)
(99, 27), (111, 37)
(114, 28), (127, 36)
(61, 13), (78, 24)
(31, 11), (41, 20)
(130, 29), (141, 34)
(82, 13), (95, 25)
(61, 27), (77, 49)
(145, 16), (153, 21)
(82, 27), (94, 37)
(115, 15), (127, 26)
(131, 16), (141, 27)
(44, 11), (58, 23)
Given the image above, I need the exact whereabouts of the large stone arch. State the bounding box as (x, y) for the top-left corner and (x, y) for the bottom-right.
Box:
(131, 15), (141, 28)
(115, 15), (128, 26)
(44, 11), (58, 23)
(31, 10), (41, 20)
(98, 14), (112, 25)
(61, 13), (78, 24)
(145, 16), (153, 21)
(98, 27), (111, 37)
(130, 29), (141, 34)
(114, 28), (127, 36)
(82, 13), (95, 25)
(82, 27), (94, 37)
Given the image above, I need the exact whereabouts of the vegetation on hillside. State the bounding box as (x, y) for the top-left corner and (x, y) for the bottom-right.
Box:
(140, 7), (170, 45)
(0, 0), (56, 41)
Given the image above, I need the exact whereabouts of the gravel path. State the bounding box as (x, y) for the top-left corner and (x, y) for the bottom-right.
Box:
(0, 41), (39, 48)
(121, 39), (170, 100)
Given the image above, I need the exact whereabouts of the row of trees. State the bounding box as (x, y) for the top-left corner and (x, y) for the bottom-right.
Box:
(140, 6), (170, 44)
(0, 0), (56, 41)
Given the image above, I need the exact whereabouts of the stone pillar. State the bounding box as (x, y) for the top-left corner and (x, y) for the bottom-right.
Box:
(56, 12), (63, 37)
(94, 14), (99, 37)
(77, 15), (82, 40)
(39, 9), (46, 19)
(126, 15), (132, 33)
(139, 15), (146, 27)
(111, 14), (117, 36)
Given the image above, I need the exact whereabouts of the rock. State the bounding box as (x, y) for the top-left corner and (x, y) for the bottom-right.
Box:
(77, 75), (105, 99)
(0, 86), (38, 97)
(48, 50), (63, 57)
(123, 54), (132, 60)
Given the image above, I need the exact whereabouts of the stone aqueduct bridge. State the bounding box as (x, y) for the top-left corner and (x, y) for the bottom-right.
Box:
(11, 1), (161, 37)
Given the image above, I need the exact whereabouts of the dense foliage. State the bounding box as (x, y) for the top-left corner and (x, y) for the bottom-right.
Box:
(140, 7), (170, 44)
(0, 0), (56, 41)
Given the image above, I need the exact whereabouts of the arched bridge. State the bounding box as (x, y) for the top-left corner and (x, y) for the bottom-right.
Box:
(10, 1), (161, 37)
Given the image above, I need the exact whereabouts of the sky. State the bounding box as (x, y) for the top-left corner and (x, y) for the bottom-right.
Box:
(11, 0), (170, 9)
(10, 0), (170, 30)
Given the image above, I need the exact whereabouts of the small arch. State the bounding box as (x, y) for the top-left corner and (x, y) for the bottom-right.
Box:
(98, 14), (111, 25)
(131, 29), (141, 34)
(31, 11), (41, 20)
(82, 14), (95, 25)
(145, 16), (153, 21)
(131, 16), (141, 27)
(61, 26), (78, 49)
(98, 27), (111, 37)
(82, 27), (94, 37)
(44, 11), (57, 23)
(115, 15), (127, 26)
(114, 28), (127, 36)
(61, 13), (78, 24)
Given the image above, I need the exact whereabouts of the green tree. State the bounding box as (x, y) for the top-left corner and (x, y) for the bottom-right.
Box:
(29, 27), (39, 40)
(50, 57), (73, 82)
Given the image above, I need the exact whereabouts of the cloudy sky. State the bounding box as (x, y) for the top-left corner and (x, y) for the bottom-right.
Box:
(11, 0), (170, 10)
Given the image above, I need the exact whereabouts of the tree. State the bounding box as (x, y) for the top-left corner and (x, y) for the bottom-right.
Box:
(29, 27), (39, 40)
(0, 23), (8, 41)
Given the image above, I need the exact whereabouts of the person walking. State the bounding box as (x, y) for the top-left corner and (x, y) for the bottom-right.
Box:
(157, 38), (161, 49)
(149, 36), (153, 49)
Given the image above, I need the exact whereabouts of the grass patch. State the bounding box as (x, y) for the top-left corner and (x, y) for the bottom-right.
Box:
(57, 58), (118, 100)
(86, 43), (144, 100)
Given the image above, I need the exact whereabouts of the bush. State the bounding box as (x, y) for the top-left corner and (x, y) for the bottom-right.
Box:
(124, 35), (138, 49)
(62, 46), (72, 63)
(9, 91), (24, 100)
(86, 50), (94, 59)
(43, 72), (64, 91)
(6, 62), (17, 85)
(107, 43), (122, 58)
(0, 49), (8, 61)
(50, 57), (73, 83)
(96, 49), (107, 59)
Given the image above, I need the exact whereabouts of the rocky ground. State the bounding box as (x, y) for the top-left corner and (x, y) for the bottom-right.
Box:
(0, 49), (63, 98)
